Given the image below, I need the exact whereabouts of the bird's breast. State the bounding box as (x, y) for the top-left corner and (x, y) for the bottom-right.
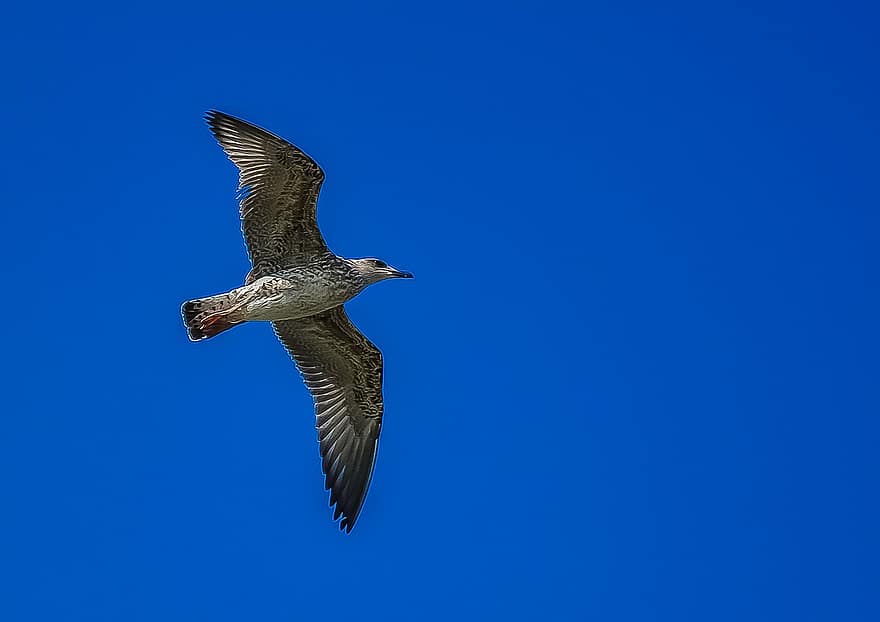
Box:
(242, 273), (359, 321)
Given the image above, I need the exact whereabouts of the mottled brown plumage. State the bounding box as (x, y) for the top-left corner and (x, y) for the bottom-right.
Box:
(206, 110), (328, 283)
(182, 111), (412, 532)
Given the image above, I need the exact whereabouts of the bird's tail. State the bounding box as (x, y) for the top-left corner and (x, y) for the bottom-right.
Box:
(181, 292), (245, 341)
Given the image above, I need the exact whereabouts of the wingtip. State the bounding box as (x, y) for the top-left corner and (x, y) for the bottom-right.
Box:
(204, 109), (229, 131)
(329, 496), (363, 534)
(333, 503), (364, 534)
(204, 109), (240, 131)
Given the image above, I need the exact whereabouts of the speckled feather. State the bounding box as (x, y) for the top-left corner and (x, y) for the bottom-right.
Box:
(206, 110), (328, 283)
(274, 308), (384, 533)
(185, 111), (411, 532)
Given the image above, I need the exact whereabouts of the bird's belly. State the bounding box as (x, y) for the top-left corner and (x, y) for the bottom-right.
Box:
(242, 279), (348, 321)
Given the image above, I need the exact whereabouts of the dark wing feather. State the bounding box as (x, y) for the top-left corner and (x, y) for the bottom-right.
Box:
(273, 307), (383, 532)
(206, 110), (328, 281)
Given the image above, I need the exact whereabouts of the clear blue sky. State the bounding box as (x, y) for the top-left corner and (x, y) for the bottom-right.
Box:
(1, 1), (877, 620)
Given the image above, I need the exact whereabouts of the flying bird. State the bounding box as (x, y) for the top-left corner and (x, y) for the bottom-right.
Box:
(182, 111), (412, 532)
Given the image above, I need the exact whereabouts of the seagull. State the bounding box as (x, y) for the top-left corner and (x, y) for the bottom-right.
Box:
(182, 111), (412, 532)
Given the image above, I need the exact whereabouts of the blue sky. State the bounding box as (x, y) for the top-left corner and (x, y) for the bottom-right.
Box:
(1, 1), (878, 620)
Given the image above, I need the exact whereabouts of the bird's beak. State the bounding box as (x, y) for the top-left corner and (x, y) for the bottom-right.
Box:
(392, 269), (414, 279)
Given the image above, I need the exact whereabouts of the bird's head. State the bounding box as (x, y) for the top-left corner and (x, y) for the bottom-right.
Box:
(349, 258), (414, 285)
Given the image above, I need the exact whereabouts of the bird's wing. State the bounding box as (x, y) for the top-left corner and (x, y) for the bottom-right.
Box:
(206, 110), (328, 282)
(273, 307), (384, 532)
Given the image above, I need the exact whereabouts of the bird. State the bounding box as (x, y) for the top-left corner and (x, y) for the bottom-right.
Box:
(181, 110), (412, 532)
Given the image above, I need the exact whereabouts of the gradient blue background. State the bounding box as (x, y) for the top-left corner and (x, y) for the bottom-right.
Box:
(1, 2), (877, 620)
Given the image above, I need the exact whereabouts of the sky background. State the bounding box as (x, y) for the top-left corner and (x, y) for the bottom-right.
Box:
(1, 1), (878, 620)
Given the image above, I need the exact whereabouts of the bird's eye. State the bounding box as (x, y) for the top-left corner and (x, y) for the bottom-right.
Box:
(373, 260), (387, 268)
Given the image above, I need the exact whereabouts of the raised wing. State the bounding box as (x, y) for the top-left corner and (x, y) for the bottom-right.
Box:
(206, 110), (328, 282)
(273, 307), (384, 532)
